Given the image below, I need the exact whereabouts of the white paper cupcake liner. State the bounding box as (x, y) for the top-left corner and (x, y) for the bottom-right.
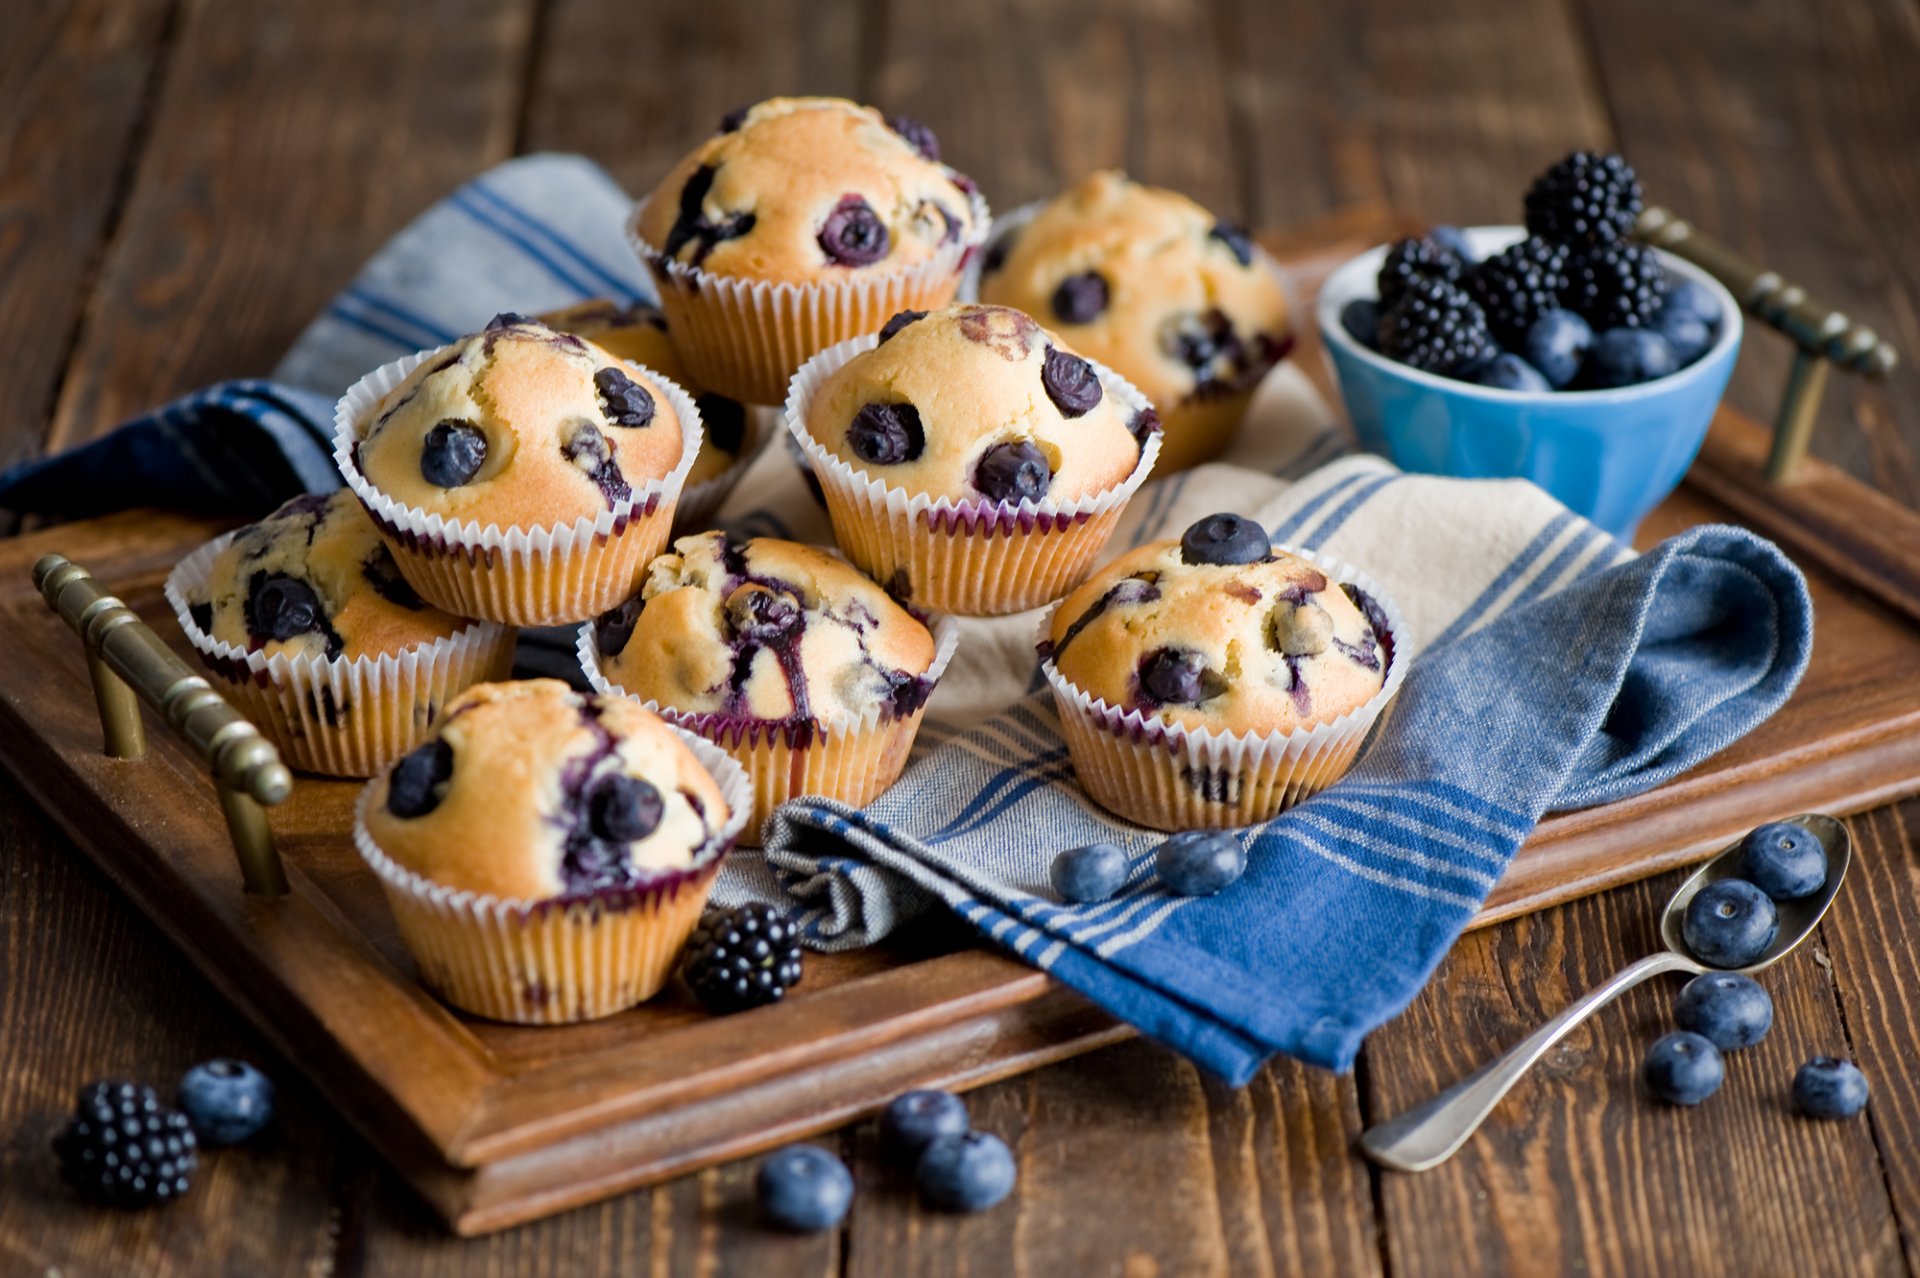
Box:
(353, 721), (752, 1025)
(671, 405), (777, 536)
(627, 187), (993, 406)
(1039, 548), (1413, 831)
(164, 535), (516, 778)
(784, 334), (1163, 616)
(578, 610), (962, 843)
(332, 346), (704, 627)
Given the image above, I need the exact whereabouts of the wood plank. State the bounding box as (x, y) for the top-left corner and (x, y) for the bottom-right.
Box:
(43, 0), (536, 448)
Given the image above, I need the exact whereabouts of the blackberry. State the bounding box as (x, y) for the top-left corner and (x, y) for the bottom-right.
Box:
(1376, 276), (1495, 376)
(1523, 150), (1643, 249)
(680, 903), (804, 1013)
(1464, 237), (1568, 347)
(53, 1080), (199, 1208)
(1566, 242), (1668, 330)
(1376, 235), (1463, 310)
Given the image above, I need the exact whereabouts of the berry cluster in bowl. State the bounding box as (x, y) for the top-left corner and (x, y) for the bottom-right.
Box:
(1340, 151), (1724, 392)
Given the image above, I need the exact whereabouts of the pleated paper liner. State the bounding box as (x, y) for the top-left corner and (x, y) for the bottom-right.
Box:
(164, 536), (515, 778)
(627, 186), (992, 406)
(1040, 549), (1413, 831)
(353, 723), (751, 1025)
(333, 347), (704, 627)
(577, 612), (962, 843)
(784, 334), (1163, 616)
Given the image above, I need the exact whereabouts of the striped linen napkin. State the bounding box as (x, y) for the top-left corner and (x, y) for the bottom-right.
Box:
(0, 156), (1814, 1080)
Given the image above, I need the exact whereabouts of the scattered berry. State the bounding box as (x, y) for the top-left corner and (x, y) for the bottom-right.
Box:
(880, 1090), (971, 1160)
(1682, 879), (1780, 968)
(176, 1060), (276, 1146)
(1475, 352), (1552, 394)
(1376, 235), (1464, 310)
(1465, 236), (1569, 347)
(1523, 150), (1643, 249)
(1674, 973), (1773, 1051)
(756, 1143), (853, 1231)
(1155, 831), (1246, 896)
(1793, 1057), (1869, 1120)
(53, 1081), (199, 1208)
(1377, 276), (1495, 376)
(681, 903), (805, 1014)
(1584, 327), (1679, 389)
(1737, 821), (1827, 901)
(1180, 512), (1272, 566)
(916, 1132), (1017, 1212)
(1340, 299), (1380, 349)
(1566, 242), (1669, 331)
(1522, 309), (1594, 388)
(1642, 1031), (1725, 1106)
(1051, 842), (1129, 903)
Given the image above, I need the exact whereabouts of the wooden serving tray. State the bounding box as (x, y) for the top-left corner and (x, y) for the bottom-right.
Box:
(5, 213), (1920, 1235)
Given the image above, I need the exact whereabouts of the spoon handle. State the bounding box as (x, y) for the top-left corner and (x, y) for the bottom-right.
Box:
(1359, 950), (1699, 1171)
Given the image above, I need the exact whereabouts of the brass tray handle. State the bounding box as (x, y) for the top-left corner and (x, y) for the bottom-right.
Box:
(33, 554), (291, 897)
(1634, 206), (1899, 482)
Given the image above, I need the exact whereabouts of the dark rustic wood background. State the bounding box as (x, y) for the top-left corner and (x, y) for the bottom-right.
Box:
(4, 1), (1919, 1274)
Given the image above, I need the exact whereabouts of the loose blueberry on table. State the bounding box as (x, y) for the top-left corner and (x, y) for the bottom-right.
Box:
(1792, 1056), (1870, 1120)
(679, 903), (805, 1014)
(1673, 972), (1774, 1052)
(1642, 1031), (1725, 1106)
(916, 1131), (1017, 1212)
(756, 1143), (854, 1232)
(1050, 841), (1129, 903)
(177, 1058), (276, 1145)
(1156, 831), (1247, 896)
(1737, 820), (1827, 901)
(1681, 878), (1779, 968)
(880, 1089), (971, 1160)
(53, 1080), (199, 1208)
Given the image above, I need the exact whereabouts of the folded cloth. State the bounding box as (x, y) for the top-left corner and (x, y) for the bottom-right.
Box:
(0, 155), (1815, 1082)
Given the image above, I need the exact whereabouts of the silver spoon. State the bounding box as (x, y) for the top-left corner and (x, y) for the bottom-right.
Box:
(1359, 814), (1851, 1172)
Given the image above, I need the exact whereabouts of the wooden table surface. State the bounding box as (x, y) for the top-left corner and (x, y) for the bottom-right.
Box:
(4, 1), (1919, 1274)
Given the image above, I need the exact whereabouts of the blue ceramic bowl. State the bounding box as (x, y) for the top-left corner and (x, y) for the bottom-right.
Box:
(1317, 226), (1742, 539)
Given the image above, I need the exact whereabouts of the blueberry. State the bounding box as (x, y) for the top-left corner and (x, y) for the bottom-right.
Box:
(1655, 307), (1714, 366)
(973, 441), (1052, 504)
(916, 1132), (1016, 1212)
(1793, 1056), (1869, 1120)
(718, 103), (751, 133)
(1584, 327), (1679, 388)
(420, 418), (488, 487)
(1137, 647), (1225, 706)
(1155, 830), (1247, 896)
(594, 367), (656, 428)
(588, 774), (663, 842)
(1642, 1031), (1725, 1105)
(1428, 225), (1477, 265)
(818, 196), (890, 267)
(1522, 309), (1593, 389)
(387, 739), (453, 818)
(729, 588), (802, 643)
(1475, 352), (1552, 393)
(877, 309), (926, 344)
(696, 393), (746, 454)
(756, 1143), (853, 1232)
(362, 547), (424, 609)
(1340, 299), (1381, 349)
(486, 312), (530, 329)
(1050, 271), (1110, 324)
(561, 420), (613, 471)
(1180, 512), (1271, 566)
(1682, 879), (1780, 968)
(1209, 221), (1256, 268)
(1674, 972), (1774, 1051)
(594, 596), (643, 658)
(247, 572), (323, 643)
(1737, 821), (1827, 901)
(886, 114), (941, 162)
(880, 1089), (970, 1160)
(1050, 842), (1129, 903)
(1040, 346), (1102, 417)
(664, 164), (758, 264)
(176, 1059), (276, 1145)
(848, 401), (925, 465)
(1662, 278), (1721, 327)
(1128, 407), (1162, 449)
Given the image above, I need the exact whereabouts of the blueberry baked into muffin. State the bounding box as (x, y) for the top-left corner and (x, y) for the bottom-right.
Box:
(335, 312), (702, 626)
(581, 531), (957, 836)
(355, 679), (749, 1024)
(1039, 513), (1404, 830)
(630, 96), (992, 405)
(165, 490), (513, 777)
(979, 171), (1292, 473)
(789, 303), (1160, 615)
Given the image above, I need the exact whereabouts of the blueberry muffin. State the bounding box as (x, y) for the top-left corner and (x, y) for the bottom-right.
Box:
(629, 96), (991, 405)
(1039, 513), (1403, 830)
(979, 172), (1292, 473)
(166, 490), (514, 777)
(355, 679), (748, 1024)
(789, 303), (1161, 615)
(335, 313), (703, 626)
(582, 532), (955, 835)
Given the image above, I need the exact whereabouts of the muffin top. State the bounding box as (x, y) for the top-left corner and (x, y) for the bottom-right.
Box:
(1043, 514), (1389, 736)
(186, 490), (469, 661)
(635, 96), (982, 286)
(979, 171), (1291, 412)
(363, 679), (731, 901)
(538, 299), (748, 488)
(594, 532), (939, 723)
(802, 304), (1155, 505)
(353, 313), (687, 529)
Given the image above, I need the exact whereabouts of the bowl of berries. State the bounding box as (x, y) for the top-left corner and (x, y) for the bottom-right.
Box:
(1317, 152), (1741, 539)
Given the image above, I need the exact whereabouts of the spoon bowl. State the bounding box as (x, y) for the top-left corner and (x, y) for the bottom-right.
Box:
(1658, 813), (1851, 973)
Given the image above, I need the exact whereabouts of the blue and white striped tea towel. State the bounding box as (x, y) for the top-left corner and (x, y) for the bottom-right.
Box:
(0, 155), (1814, 1081)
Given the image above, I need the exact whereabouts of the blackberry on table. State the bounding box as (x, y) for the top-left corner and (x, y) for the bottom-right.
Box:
(1377, 276), (1495, 376)
(53, 1080), (199, 1208)
(1465, 236), (1568, 347)
(680, 903), (805, 1014)
(1566, 242), (1669, 330)
(1376, 235), (1464, 310)
(1523, 150), (1643, 249)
